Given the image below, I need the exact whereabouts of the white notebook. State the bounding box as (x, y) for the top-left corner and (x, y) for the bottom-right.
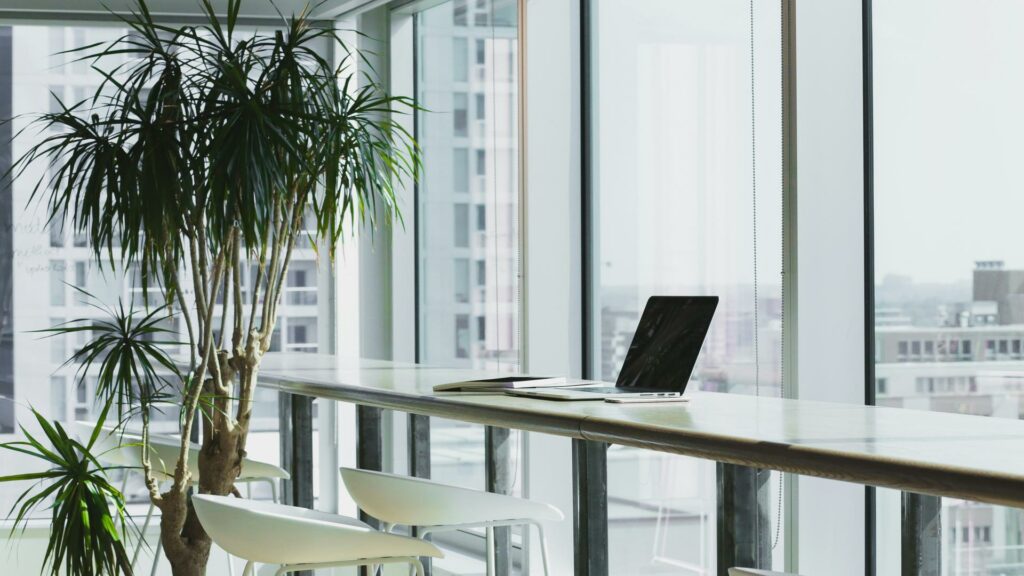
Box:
(433, 376), (572, 393)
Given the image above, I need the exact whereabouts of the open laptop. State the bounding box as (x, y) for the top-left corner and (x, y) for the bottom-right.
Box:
(508, 295), (718, 401)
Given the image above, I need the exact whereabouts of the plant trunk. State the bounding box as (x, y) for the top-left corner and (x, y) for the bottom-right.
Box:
(159, 489), (212, 576)
(159, 368), (249, 576)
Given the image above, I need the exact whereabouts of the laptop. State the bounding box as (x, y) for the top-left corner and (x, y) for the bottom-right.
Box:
(507, 295), (718, 401)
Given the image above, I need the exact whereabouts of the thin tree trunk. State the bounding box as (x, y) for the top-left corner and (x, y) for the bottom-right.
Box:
(159, 490), (212, 576)
(160, 367), (248, 576)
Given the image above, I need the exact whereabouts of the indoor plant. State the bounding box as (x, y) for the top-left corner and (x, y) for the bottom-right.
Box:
(3, 0), (418, 574)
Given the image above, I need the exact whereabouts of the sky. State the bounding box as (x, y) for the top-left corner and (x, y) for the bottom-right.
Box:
(873, 0), (1024, 283)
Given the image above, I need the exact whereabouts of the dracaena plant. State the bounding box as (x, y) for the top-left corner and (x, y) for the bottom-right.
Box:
(5, 0), (417, 573)
(0, 402), (134, 576)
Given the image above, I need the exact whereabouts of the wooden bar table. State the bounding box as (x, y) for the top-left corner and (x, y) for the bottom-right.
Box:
(259, 353), (1024, 576)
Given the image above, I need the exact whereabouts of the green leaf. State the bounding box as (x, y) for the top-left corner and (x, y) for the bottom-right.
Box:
(0, 405), (134, 576)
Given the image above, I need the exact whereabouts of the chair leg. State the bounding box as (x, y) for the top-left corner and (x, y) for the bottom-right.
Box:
(131, 501), (156, 568)
(411, 558), (425, 576)
(226, 550), (234, 575)
(534, 523), (552, 576)
(270, 479), (278, 504)
(486, 526), (496, 576)
(149, 531), (163, 576)
(242, 560), (255, 576)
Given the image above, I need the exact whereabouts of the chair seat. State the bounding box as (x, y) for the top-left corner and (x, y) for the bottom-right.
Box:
(340, 467), (564, 527)
(192, 495), (442, 565)
(77, 422), (290, 482)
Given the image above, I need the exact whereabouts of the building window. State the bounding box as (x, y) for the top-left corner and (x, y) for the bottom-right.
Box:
(453, 204), (470, 248)
(898, 341), (909, 359)
(49, 261), (65, 306)
(475, 38), (485, 65)
(455, 314), (470, 358)
(454, 258), (470, 303)
(50, 376), (67, 422)
(476, 204), (486, 231)
(453, 0), (467, 25)
(475, 148), (486, 176)
(475, 92), (485, 120)
(876, 378), (887, 395)
(453, 37), (468, 82)
(49, 221), (64, 247)
(453, 148), (469, 192)
(453, 92), (468, 137)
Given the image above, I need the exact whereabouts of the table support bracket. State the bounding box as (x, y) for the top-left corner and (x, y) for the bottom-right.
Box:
(902, 491), (941, 576)
(357, 405), (384, 576)
(716, 463), (770, 576)
(573, 439), (608, 576)
(280, 393), (314, 576)
(409, 413), (432, 576)
(486, 426), (513, 576)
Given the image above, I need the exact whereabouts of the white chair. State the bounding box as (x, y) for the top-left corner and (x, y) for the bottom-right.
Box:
(192, 494), (442, 576)
(75, 423), (289, 574)
(340, 467), (563, 576)
(729, 569), (801, 576)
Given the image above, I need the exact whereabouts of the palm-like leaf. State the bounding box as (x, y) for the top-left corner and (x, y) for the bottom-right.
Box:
(36, 287), (182, 421)
(8, 0), (417, 305)
(0, 402), (133, 576)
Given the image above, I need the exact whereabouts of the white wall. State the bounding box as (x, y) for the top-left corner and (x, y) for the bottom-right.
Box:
(794, 0), (867, 574)
(522, 0), (581, 573)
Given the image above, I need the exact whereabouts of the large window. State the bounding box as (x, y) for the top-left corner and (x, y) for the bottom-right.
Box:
(588, 0), (784, 573)
(414, 0), (522, 570)
(0, 24), (326, 530)
(872, 2), (1024, 574)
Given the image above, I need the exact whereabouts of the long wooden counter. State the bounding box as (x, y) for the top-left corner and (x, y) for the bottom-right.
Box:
(257, 352), (1024, 508)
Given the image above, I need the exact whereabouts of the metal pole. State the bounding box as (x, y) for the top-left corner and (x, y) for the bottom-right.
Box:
(572, 439), (608, 576)
(357, 405), (384, 576)
(716, 463), (770, 576)
(486, 426), (513, 576)
(409, 413), (432, 576)
(902, 492), (941, 576)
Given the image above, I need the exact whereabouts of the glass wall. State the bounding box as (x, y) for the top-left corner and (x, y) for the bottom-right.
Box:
(872, 2), (1024, 574)
(0, 22), (329, 530)
(414, 0), (523, 570)
(588, 0), (784, 573)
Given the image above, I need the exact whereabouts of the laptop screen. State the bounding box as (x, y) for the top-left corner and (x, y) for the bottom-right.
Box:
(615, 296), (719, 391)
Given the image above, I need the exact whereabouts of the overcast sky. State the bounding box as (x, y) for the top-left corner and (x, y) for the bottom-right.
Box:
(873, 0), (1024, 283)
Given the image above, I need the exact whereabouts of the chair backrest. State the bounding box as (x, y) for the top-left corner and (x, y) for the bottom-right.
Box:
(72, 421), (288, 481)
(192, 494), (442, 565)
(341, 467), (563, 526)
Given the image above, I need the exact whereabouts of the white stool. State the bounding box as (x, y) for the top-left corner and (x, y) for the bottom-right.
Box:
(729, 569), (801, 576)
(75, 423), (289, 574)
(341, 467), (563, 576)
(192, 494), (442, 576)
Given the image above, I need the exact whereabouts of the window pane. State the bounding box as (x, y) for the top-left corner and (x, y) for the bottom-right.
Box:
(1, 24), (323, 530)
(873, 2), (1024, 574)
(417, 0), (519, 371)
(415, 1), (521, 570)
(589, 0), (784, 573)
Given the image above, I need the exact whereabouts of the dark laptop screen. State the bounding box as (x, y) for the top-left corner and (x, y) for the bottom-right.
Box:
(615, 296), (719, 391)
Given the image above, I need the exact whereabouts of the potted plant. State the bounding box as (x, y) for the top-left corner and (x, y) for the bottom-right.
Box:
(0, 1), (418, 574)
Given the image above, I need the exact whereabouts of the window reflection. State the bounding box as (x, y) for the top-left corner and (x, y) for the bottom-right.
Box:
(873, 2), (1024, 572)
(590, 0), (783, 572)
